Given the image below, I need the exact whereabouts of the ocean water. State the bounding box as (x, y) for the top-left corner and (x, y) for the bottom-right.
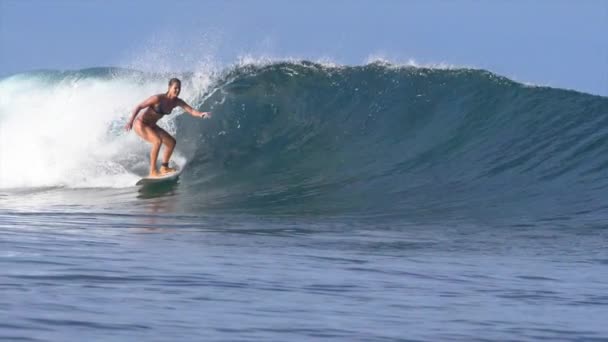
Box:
(1, 61), (608, 341)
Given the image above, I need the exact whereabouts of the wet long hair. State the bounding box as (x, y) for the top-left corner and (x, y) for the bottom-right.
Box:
(168, 78), (181, 88)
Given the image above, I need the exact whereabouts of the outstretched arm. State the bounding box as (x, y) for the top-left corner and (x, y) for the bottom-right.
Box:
(177, 98), (212, 119)
(125, 95), (160, 131)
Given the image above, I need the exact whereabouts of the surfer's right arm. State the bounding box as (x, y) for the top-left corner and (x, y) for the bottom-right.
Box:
(125, 96), (159, 131)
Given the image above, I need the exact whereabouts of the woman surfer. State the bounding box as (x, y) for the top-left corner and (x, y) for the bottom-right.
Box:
(125, 78), (211, 177)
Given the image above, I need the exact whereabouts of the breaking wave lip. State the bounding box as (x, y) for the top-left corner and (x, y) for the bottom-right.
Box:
(2, 60), (608, 218)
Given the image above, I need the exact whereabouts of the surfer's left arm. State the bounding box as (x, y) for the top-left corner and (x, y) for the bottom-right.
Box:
(177, 99), (212, 119)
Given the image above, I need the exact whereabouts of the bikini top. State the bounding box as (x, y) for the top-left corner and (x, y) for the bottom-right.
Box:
(152, 102), (172, 116)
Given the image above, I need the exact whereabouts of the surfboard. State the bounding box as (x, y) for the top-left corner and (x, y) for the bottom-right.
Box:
(136, 168), (183, 186)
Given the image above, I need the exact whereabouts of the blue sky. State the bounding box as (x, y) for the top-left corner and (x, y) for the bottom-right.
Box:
(1, 0), (606, 95)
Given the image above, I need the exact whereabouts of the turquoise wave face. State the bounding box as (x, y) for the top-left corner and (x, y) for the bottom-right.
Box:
(174, 62), (608, 216)
(3, 62), (608, 217)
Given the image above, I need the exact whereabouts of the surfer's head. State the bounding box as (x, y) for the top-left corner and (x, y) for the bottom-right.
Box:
(167, 78), (181, 98)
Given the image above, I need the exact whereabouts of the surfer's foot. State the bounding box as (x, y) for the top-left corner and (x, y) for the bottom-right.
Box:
(160, 165), (177, 175)
(149, 169), (161, 178)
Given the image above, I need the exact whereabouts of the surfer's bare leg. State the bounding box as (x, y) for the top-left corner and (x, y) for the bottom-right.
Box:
(134, 120), (162, 177)
(154, 127), (177, 174)
(149, 141), (162, 176)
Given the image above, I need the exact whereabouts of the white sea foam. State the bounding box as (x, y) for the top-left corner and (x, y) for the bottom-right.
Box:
(0, 31), (222, 189)
(0, 74), (190, 189)
(365, 54), (466, 70)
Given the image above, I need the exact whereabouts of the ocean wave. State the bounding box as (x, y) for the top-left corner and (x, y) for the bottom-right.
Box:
(2, 61), (607, 216)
